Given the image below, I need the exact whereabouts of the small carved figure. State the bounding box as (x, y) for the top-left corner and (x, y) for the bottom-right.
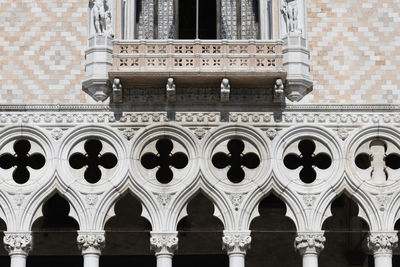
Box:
(90, 0), (113, 36)
(166, 78), (176, 102)
(112, 77), (122, 103)
(274, 78), (284, 103)
(220, 78), (230, 103)
(281, 0), (299, 34)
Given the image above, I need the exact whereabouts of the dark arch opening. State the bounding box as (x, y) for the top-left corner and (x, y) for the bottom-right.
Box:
(321, 194), (371, 267)
(247, 193), (299, 267)
(0, 218), (9, 266)
(28, 193), (81, 267)
(178, 0), (217, 39)
(101, 193), (154, 266)
(174, 192), (227, 267)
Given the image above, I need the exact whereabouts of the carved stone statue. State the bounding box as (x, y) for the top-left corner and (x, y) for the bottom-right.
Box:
(220, 78), (230, 103)
(90, 0), (113, 37)
(281, 0), (300, 34)
(166, 78), (176, 102)
(274, 78), (284, 103)
(112, 77), (122, 103)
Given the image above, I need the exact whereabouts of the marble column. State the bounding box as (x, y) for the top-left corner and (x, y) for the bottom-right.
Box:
(367, 232), (398, 267)
(3, 232), (32, 267)
(77, 231), (105, 267)
(150, 232), (178, 267)
(294, 232), (325, 267)
(222, 231), (252, 267)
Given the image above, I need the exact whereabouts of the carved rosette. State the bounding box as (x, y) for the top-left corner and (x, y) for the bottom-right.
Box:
(150, 233), (179, 255)
(3, 232), (32, 256)
(294, 232), (325, 255)
(77, 232), (105, 255)
(222, 231), (252, 255)
(367, 232), (399, 255)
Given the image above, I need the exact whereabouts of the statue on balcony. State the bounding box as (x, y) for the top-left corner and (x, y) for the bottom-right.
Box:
(90, 0), (113, 37)
(281, 0), (300, 34)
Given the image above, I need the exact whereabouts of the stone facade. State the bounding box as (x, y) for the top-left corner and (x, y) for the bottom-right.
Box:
(0, 1), (399, 267)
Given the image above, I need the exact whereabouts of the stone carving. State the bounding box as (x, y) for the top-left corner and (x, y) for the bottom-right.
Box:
(3, 232), (32, 256)
(193, 128), (207, 140)
(150, 233), (179, 254)
(222, 232), (252, 254)
(294, 232), (325, 255)
(77, 233), (105, 253)
(374, 194), (390, 212)
(13, 193), (26, 207)
(281, 0), (300, 34)
(112, 78), (122, 103)
(337, 128), (349, 140)
(122, 128), (135, 140)
(265, 128), (277, 140)
(50, 127), (64, 140)
(90, 0), (113, 37)
(155, 193), (172, 208)
(220, 78), (230, 103)
(367, 232), (398, 254)
(274, 78), (284, 103)
(166, 78), (176, 102)
(302, 194), (317, 208)
(228, 193), (245, 211)
(85, 194), (99, 206)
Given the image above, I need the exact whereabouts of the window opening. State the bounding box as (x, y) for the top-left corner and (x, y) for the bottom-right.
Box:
(178, 0), (217, 39)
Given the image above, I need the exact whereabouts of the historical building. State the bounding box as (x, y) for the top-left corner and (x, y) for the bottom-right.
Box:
(0, 0), (399, 267)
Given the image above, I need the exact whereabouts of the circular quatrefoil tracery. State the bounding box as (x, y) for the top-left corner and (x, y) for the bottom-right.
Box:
(212, 139), (260, 183)
(354, 139), (400, 183)
(141, 138), (188, 184)
(69, 139), (118, 184)
(0, 139), (46, 184)
(283, 139), (332, 184)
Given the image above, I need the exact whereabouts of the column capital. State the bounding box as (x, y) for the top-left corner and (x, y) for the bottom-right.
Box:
(367, 231), (398, 255)
(77, 231), (105, 255)
(294, 231), (326, 255)
(150, 232), (178, 255)
(222, 231), (252, 255)
(3, 231), (32, 256)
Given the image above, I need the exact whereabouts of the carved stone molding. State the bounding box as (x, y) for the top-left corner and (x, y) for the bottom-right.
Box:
(222, 231), (252, 255)
(3, 232), (32, 256)
(77, 232), (106, 255)
(367, 232), (399, 255)
(294, 232), (325, 255)
(150, 232), (179, 255)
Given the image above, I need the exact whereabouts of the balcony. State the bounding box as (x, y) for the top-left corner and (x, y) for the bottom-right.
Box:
(109, 39), (286, 87)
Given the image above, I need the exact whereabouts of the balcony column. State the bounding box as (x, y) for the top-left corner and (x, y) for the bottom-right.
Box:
(367, 232), (398, 267)
(3, 232), (32, 267)
(222, 231), (252, 267)
(294, 232), (326, 267)
(77, 231), (105, 267)
(150, 232), (179, 267)
(258, 0), (268, 40)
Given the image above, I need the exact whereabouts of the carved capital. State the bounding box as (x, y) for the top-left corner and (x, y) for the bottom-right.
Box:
(3, 232), (32, 256)
(150, 232), (178, 255)
(367, 232), (398, 255)
(222, 231), (251, 255)
(77, 232), (105, 255)
(295, 232), (325, 255)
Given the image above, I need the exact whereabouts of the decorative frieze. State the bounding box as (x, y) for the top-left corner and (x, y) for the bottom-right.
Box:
(294, 232), (325, 255)
(367, 232), (398, 255)
(150, 232), (179, 254)
(222, 231), (252, 254)
(77, 232), (106, 254)
(3, 232), (32, 256)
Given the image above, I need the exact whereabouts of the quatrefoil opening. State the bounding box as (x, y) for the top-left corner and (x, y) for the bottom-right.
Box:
(283, 139), (332, 184)
(212, 139), (260, 183)
(141, 138), (189, 184)
(69, 139), (118, 184)
(355, 139), (400, 182)
(0, 139), (46, 184)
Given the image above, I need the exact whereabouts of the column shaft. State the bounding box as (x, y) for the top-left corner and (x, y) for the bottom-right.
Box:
(228, 253), (245, 267)
(156, 253), (173, 267)
(302, 253), (318, 267)
(10, 254), (27, 267)
(374, 253), (392, 267)
(83, 253), (100, 267)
